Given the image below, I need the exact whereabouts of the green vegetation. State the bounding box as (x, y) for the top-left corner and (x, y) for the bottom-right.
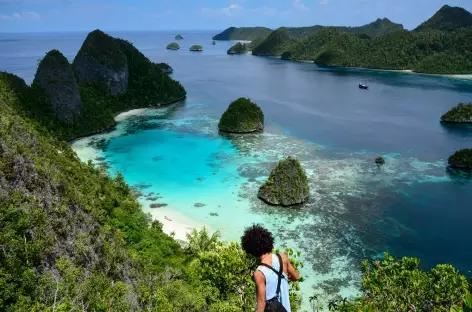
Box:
(441, 103), (472, 123)
(246, 37), (265, 50)
(448, 149), (472, 170)
(166, 42), (180, 50)
(11, 30), (186, 141)
(189, 45), (203, 52)
(73, 29), (127, 70)
(321, 253), (472, 312)
(218, 97), (264, 133)
(212, 26), (272, 41)
(0, 76), (302, 310)
(415, 5), (472, 32)
(248, 6), (472, 74)
(339, 18), (404, 38)
(258, 156), (309, 206)
(32, 49), (83, 122)
(251, 28), (293, 56)
(281, 51), (292, 60)
(227, 42), (247, 55)
(156, 62), (173, 74)
(175, 34), (184, 40)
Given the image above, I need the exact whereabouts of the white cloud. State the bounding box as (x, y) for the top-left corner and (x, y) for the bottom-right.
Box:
(0, 11), (40, 20)
(201, 1), (309, 18)
(293, 0), (310, 11)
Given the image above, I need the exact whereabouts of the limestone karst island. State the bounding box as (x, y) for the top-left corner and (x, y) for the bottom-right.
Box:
(1, 1), (472, 312)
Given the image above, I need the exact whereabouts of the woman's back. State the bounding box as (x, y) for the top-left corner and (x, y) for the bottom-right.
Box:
(257, 254), (291, 312)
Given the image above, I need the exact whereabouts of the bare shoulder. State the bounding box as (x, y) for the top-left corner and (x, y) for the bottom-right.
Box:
(253, 270), (266, 283)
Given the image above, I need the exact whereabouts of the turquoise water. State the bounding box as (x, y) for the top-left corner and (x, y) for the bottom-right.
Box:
(2, 30), (472, 307)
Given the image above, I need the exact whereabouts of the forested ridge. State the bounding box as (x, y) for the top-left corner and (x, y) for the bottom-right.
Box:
(250, 5), (472, 74)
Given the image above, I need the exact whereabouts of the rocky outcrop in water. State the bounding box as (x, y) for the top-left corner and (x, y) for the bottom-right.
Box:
(258, 156), (309, 206)
(448, 149), (472, 170)
(166, 43), (180, 50)
(218, 98), (264, 133)
(441, 103), (472, 123)
(190, 45), (203, 52)
(73, 29), (129, 95)
(33, 50), (83, 121)
(375, 157), (385, 165)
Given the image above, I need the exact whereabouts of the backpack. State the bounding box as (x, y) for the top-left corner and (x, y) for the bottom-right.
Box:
(259, 254), (288, 312)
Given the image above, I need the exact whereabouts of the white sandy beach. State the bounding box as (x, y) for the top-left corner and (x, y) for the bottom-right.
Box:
(145, 204), (206, 241)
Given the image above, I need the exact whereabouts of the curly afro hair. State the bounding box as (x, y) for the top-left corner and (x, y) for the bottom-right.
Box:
(241, 224), (274, 257)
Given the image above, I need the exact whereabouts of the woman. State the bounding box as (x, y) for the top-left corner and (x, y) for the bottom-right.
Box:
(241, 224), (300, 312)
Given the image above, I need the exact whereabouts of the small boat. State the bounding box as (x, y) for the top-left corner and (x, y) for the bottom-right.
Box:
(359, 83), (369, 89)
(165, 216), (172, 221)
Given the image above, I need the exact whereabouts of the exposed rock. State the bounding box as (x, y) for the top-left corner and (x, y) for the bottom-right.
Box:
(33, 50), (83, 121)
(150, 203), (168, 208)
(218, 98), (264, 133)
(73, 29), (129, 95)
(258, 156), (309, 206)
(375, 157), (385, 165)
(212, 40), (216, 45)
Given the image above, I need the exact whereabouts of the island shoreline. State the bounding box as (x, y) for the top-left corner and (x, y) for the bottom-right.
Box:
(252, 54), (472, 81)
(68, 95), (186, 144)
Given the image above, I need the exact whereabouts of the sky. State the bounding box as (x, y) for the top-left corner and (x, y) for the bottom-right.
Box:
(1, 0), (472, 33)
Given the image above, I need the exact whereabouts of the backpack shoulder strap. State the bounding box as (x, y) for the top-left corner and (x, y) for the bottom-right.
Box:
(258, 254), (284, 298)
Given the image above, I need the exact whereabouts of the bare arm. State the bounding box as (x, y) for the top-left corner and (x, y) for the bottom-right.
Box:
(253, 271), (266, 312)
(281, 253), (300, 281)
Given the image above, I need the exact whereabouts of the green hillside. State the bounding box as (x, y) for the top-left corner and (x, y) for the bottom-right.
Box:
(415, 5), (472, 32)
(212, 26), (272, 40)
(251, 28), (293, 56)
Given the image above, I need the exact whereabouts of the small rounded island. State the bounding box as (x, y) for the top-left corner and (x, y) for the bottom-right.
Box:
(375, 157), (385, 165)
(218, 98), (264, 133)
(190, 45), (203, 52)
(441, 103), (472, 123)
(258, 156), (310, 206)
(448, 149), (472, 170)
(166, 43), (180, 50)
(175, 34), (184, 40)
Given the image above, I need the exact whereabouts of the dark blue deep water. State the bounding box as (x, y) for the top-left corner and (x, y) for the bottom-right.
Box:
(1, 30), (471, 303)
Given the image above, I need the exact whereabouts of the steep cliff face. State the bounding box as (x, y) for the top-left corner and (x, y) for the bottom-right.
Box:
(33, 50), (83, 121)
(73, 29), (129, 95)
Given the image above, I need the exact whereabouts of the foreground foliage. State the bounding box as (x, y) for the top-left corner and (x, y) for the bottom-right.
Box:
(0, 77), (303, 311)
(310, 253), (471, 312)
